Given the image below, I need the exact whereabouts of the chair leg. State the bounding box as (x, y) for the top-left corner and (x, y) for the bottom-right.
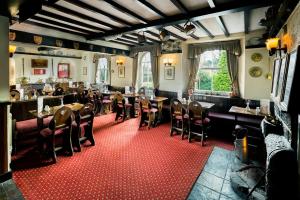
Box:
(201, 129), (204, 146)
(85, 125), (95, 146)
(72, 126), (81, 152)
(188, 123), (191, 143)
(48, 137), (57, 163)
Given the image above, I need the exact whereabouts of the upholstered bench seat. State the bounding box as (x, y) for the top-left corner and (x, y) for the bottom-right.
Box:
(15, 119), (39, 139)
(40, 128), (65, 137)
(208, 112), (235, 120)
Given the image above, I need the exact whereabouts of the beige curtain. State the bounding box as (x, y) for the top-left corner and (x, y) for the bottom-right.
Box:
(93, 54), (111, 84)
(150, 52), (159, 89)
(186, 56), (200, 91)
(132, 53), (138, 88)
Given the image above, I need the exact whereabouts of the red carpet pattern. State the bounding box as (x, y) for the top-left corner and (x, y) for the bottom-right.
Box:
(13, 114), (232, 200)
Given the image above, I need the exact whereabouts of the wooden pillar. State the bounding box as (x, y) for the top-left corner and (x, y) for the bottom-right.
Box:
(0, 15), (11, 177)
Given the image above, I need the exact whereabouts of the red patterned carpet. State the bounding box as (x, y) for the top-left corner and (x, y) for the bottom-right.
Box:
(13, 114), (233, 200)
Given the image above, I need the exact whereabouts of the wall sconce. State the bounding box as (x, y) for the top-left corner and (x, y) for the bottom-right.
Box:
(9, 45), (16, 57)
(163, 58), (173, 66)
(265, 37), (287, 56)
(116, 59), (124, 66)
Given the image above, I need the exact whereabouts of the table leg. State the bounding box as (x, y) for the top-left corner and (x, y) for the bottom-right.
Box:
(127, 97), (136, 118)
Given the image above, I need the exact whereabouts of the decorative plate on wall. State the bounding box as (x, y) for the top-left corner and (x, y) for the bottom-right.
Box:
(249, 66), (263, 77)
(251, 53), (263, 62)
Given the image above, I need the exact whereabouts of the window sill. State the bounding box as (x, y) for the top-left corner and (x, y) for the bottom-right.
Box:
(193, 91), (230, 98)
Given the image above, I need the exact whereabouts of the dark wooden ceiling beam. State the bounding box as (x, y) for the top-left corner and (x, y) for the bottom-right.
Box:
(166, 30), (187, 41)
(192, 21), (214, 38)
(116, 38), (139, 45)
(31, 15), (95, 34)
(102, 0), (149, 23)
(87, 0), (270, 40)
(45, 4), (117, 29)
(136, 0), (167, 18)
(38, 10), (105, 32)
(121, 35), (153, 45)
(172, 24), (199, 40)
(244, 10), (250, 34)
(215, 15), (229, 37)
(111, 40), (134, 46)
(130, 33), (160, 43)
(207, 0), (230, 37)
(63, 0), (132, 26)
(170, 0), (188, 14)
(24, 20), (87, 37)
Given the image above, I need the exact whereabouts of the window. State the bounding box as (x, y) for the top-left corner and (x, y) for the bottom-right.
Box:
(139, 52), (153, 88)
(195, 50), (231, 93)
(96, 58), (109, 84)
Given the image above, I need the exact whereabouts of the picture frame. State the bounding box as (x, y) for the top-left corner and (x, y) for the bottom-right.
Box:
(82, 67), (87, 75)
(270, 58), (281, 99)
(57, 63), (70, 78)
(280, 47), (299, 112)
(118, 65), (125, 78)
(31, 59), (48, 68)
(164, 65), (175, 80)
(275, 55), (288, 100)
(32, 69), (46, 75)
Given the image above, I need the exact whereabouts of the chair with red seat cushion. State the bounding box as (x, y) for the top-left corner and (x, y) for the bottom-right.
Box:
(188, 101), (210, 146)
(139, 96), (158, 129)
(114, 92), (132, 122)
(170, 99), (188, 139)
(72, 103), (95, 152)
(39, 106), (74, 163)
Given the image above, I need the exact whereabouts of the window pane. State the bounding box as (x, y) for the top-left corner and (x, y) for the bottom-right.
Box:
(140, 52), (153, 88)
(97, 58), (109, 83)
(195, 50), (231, 93)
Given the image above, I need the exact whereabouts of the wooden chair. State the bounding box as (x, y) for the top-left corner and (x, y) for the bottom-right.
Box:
(77, 89), (89, 104)
(72, 103), (95, 152)
(114, 92), (132, 121)
(53, 87), (64, 96)
(170, 98), (188, 139)
(93, 89), (103, 115)
(39, 106), (74, 163)
(102, 94), (113, 114)
(10, 89), (20, 101)
(188, 101), (210, 146)
(139, 96), (158, 129)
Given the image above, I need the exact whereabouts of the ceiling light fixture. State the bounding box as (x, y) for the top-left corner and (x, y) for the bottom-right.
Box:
(159, 29), (170, 41)
(183, 21), (196, 35)
(137, 32), (146, 44)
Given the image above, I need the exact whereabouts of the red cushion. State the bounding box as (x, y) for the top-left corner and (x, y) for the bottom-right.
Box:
(102, 100), (112, 104)
(151, 108), (158, 113)
(43, 116), (53, 127)
(16, 119), (38, 134)
(143, 108), (158, 113)
(40, 128), (64, 137)
(193, 118), (210, 125)
(125, 103), (132, 107)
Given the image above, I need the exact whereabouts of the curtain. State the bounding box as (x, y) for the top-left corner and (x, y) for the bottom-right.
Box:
(187, 40), (241, 97)
(93, 54), (111, 84)
(130, 44), (161, 89)
(150, 52), (159, 89)
(132, 53), (138, 88)
(186, 56), (200, 91)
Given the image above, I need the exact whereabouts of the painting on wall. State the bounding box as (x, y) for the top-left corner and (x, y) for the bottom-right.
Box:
(32, 69), (46, 75)
(164, 66), (175, 80)
(118, 65), (125, 78)
(58, 63), (70, 78)
(31, 59), (48, 68)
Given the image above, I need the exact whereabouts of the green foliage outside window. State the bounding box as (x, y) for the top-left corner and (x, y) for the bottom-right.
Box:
(212, 51), (231, 92)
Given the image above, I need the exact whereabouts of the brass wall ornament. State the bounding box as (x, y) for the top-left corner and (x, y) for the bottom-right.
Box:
(33, 35), (43, 45)
(73, 42), (80, 50)
(249, 66), (263, 78)
(56, 39), (63, 47)
(9, 32), (16, 41)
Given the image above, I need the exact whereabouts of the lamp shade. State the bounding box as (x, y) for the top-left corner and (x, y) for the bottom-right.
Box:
(9, 45), (16, 54)
(159, 29), (170, 41)
(266, 38), (279, 50)
(184, 24), (196, 35)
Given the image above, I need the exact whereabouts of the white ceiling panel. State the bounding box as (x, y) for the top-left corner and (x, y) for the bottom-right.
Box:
(147, 0), (181, 16)
(249, 7), (269, 31)
(28, 19), (87, 34)
(221, 12), (244, 34)
(56, 1), (126, 27)
(165, 26), (189, 39)
(42, 6), (112, 30)
(114, 0), (162, 21)
(181, 0), (209, 11)
(198, 18), (223, 36)
(80, 0), (141, 24)
(36, 14), (98, 32)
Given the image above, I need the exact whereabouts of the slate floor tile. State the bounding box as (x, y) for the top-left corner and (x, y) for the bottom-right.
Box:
(221, 180), (244, 200)
(197, 171), (224, 192)
(188, 184), (220, 200)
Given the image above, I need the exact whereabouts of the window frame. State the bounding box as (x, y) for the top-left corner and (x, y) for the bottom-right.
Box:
(96, 57), (109, 84)
(138, 52), (153, 89)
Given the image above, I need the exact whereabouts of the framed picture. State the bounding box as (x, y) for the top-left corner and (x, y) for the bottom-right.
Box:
(276, 55), (288, 100)
(271, 58), (281, 99)
(118, 65), (125, 78)
(58, 63), (70, 78)
(32, 69), (46, 75)
(82, 67), (87, 75)
(280, 47), (299, 112)
(31, 59), (48, 68)
(164, 66), (175, 80)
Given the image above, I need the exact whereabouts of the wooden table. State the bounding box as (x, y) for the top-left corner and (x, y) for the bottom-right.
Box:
(229, 106), (266, 125)
(123, 93), (140, 118)
(150, 96), (168, 125)
(182, 101), (215, 109)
